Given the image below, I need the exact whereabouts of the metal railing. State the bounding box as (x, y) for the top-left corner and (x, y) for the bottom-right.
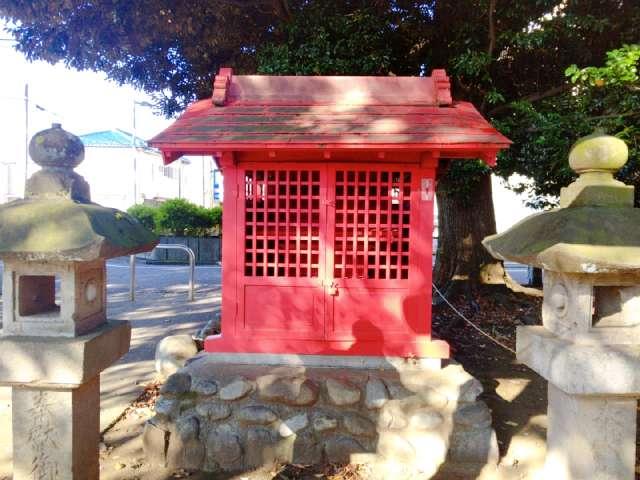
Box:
(129, 244), (196, 302)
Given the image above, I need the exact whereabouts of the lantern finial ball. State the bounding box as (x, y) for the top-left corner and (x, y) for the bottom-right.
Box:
(568, 130), (628, 175)
(29, 123), (85, 170)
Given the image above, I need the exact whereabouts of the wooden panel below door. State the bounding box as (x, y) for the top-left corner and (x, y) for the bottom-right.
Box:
(329, 287), (418, 340)
(242, 284), (324, 339)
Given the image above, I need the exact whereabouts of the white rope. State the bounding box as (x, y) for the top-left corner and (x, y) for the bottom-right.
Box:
(432, 284), (516, 355)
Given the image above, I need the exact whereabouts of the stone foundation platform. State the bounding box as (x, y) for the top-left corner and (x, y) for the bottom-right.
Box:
(143, 353), (498, 479)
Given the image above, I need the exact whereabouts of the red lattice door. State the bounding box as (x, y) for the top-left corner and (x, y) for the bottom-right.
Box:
(238, 165), (327, 339)
(326, 166), (427, 343)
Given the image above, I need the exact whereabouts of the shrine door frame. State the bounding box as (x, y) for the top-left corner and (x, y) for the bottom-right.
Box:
(233, 159), (436, 349)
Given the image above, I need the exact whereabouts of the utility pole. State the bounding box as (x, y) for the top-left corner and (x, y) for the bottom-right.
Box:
(24, 83), (29, 185)
(201, 156), (206, 206)
(132, 101), (138, 205)
(132, 100), (154, 205)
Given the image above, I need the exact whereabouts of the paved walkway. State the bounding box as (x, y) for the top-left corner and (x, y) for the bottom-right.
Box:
(0, 258), (220, 478)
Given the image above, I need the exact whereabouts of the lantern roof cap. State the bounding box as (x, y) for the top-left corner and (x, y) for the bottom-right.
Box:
(568, 130), (628, 174)
(483, 132), (639, 273)
(0, 124), (157, 262)
(30, 123), (85, 169)
(150, 68), (511, 165)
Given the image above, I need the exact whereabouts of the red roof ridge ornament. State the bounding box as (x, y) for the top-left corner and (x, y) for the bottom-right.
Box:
(431, 69), (452, 106)
(212, 67), (233, 106)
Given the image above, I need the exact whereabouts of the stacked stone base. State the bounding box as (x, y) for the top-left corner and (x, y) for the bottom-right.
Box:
(143, 354), (498, 479)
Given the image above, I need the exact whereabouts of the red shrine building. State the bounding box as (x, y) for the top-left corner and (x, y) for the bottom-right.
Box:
(151, 68), (510, 359)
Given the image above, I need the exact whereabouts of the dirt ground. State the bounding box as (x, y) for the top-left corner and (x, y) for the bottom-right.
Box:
(97, 286), (550, 480)
(432, 286), (548, 479)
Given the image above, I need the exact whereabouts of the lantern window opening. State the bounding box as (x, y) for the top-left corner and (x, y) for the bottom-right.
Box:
(18, 274), (62, 317)
(592, 285), (626, 328)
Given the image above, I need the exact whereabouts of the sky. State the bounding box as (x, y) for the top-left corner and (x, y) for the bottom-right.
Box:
(0, 29), (172, 187)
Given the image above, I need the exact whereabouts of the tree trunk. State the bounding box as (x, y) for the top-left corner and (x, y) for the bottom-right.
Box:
(433, 171), (507, 295)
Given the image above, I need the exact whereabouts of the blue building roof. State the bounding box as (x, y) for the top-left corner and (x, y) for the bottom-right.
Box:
(79, 129), (155, 151)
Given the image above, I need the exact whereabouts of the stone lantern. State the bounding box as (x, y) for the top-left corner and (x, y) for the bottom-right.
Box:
(0, 124), (157, 479)
(484, 132), (640, 479)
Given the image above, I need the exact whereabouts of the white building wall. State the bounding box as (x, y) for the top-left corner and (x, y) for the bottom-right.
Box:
(76, 148), (135, 210)
(178, 156), (216, 208)
(74, 148), (215, 211)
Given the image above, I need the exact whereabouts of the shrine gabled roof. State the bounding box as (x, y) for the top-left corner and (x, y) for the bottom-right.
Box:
(150, 68), (511, 165)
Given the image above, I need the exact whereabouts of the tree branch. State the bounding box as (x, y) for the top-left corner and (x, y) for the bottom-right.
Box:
(273, 0), (292, 21)
(488, 84), (572, 116)
(487, 0), (496, 56)
(587, 111), (640, 121)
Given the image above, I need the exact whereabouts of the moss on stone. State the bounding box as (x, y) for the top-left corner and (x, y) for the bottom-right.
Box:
(0, 198), (157, 261)
(483, 206), (640, 272)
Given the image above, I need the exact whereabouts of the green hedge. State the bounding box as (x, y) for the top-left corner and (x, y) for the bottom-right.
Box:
(127, 200), (222, 237)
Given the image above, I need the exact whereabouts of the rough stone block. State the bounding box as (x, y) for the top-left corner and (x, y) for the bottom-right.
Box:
(323, 435), (365, 464)
(378, 431), (416, 463)
(219, 377), (253, 400)
(257, 375), (319, 406)
(454, 401), (492, 429)
(448, 427), (499, 465)
(421, 387), (450, 408)
(245, 428), (295, 468)
(439, 363), (484, 403)
(278, 413), (309, 437)
(163, 423), (205, 471)
(326, 378), (361, 406)
(182, 440), (205, 471)
(245, 428), (276, 468)
(142, 420), (167, 467)
(195, 402), (231, 421)
(343, 412), (376, 437)
(155, 335), (199, 379)
(155, 397), (179, 418)
(378, 401), (408, 430)
(237, 405), (278, 425)
(313, 413), (338, 432)
(206, 425), (243, 471)
(408, 409), (444, 430)
(405, 431), (448, 477)
(176, 415), (199, 441)
(365, 378), (389, 409)
(161, 372), (192, 395)
(191, 378), (218, 396)
(293, 431), (321, 464)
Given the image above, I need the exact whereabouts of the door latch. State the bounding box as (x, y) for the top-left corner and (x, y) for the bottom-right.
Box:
(328, 280), (339, 296)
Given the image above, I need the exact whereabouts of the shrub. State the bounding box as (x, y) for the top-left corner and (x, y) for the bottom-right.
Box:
(156, 198), (212, 236)
(209, 205), (223, 228)
(128, 200), (222, 236)
(127, 204), (158, 231)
